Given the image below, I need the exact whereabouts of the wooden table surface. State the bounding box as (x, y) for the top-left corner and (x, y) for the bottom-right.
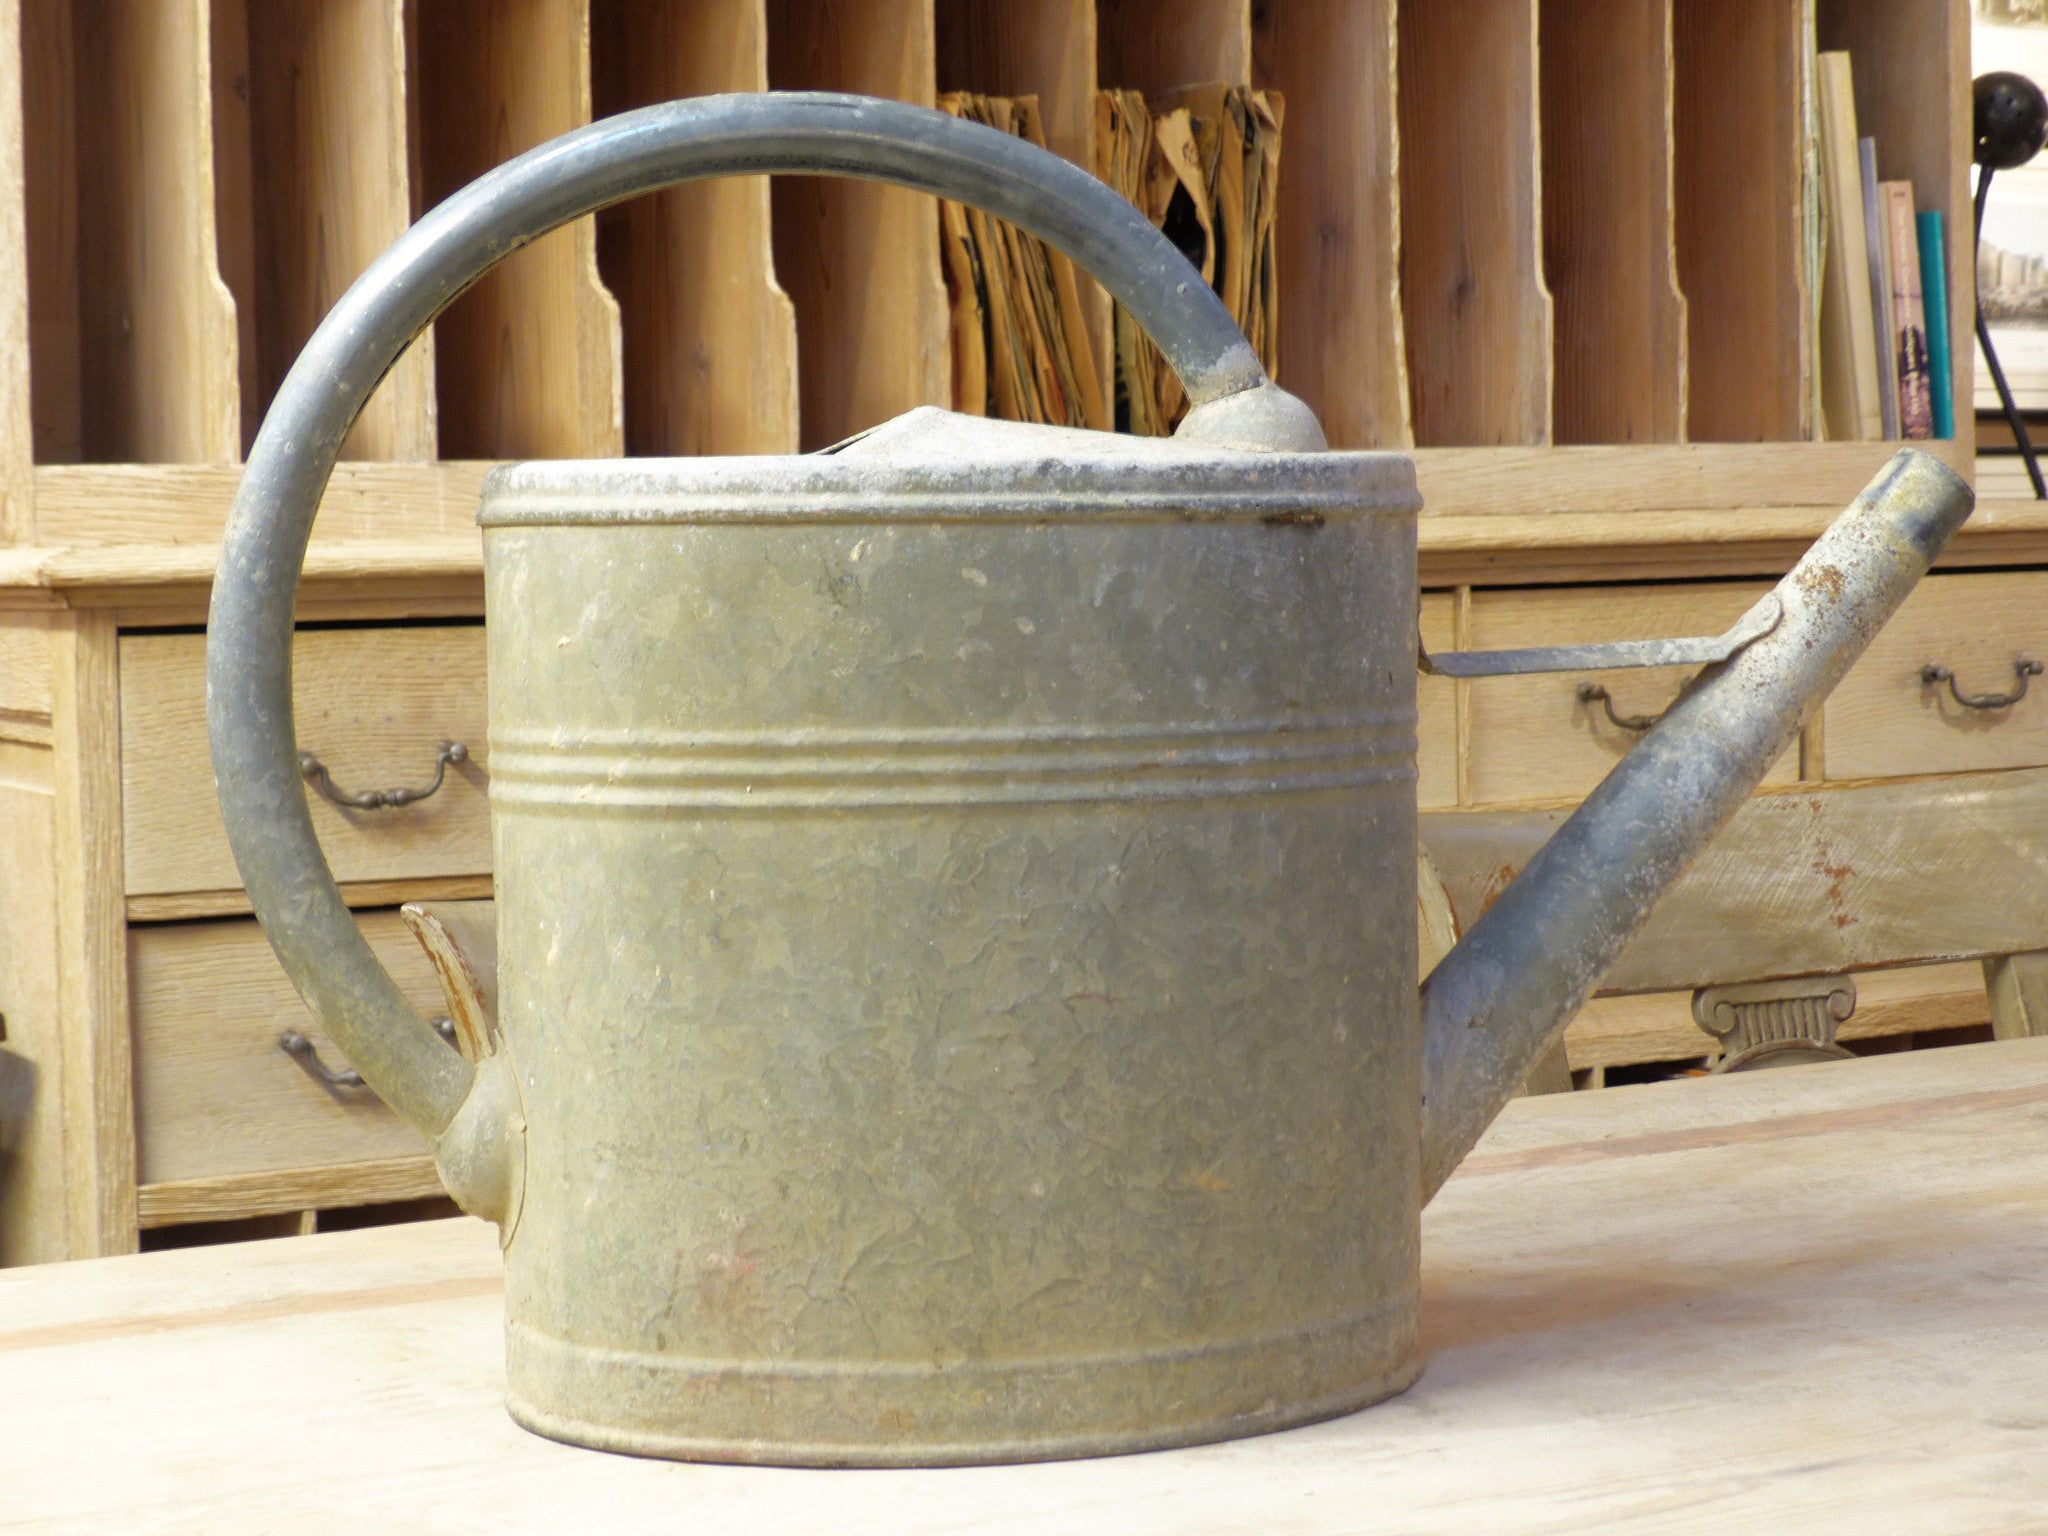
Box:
(5, 1038), (2048, 1533)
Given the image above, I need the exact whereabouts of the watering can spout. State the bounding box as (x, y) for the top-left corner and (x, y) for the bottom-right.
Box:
(1418, 449), (1974, 1199)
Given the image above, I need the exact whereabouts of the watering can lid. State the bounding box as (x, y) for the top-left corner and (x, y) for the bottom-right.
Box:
(477, 407), (1420, 527)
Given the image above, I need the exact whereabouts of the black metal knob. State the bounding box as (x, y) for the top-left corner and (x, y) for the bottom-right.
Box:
(1976, 71), (2048, 170)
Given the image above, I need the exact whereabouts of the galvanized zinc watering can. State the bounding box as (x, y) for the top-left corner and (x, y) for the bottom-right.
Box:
(207, 93), (1972, 1466)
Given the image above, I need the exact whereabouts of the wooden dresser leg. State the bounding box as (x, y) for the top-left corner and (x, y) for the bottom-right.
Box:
(1985, 951), (2048, 1041)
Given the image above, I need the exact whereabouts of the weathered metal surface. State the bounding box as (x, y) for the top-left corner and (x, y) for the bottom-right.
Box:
(478, 410), (1425, 1462)
(204, 91), (1972, 1470)
(1418, 450), (1973, 1198)
(1419, 592), (1782, 677)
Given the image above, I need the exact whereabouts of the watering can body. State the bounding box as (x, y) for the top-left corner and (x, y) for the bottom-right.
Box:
(481, 416), (1425, 1459)
(206, 93), (1973, 1466)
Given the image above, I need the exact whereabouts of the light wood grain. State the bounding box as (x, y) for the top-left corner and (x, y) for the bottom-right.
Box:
(1824, 571), (2048, 780)
(1464, 582), (1796, 806)
(591, 0), (798, 458)
(119, 624), (489, 897)
(1424, 766), (2048, 994)
(54, 0), (239, 463)
(0, 0), (32, 534)
(213, 0), (435, 460)
(766, 0), (947, 450)
(127, 874), (494, 926)
(1817, 0), (1974, 460)
(1251, 0), (1407, 449)
(137, 1155), (444, 1227)
(1541, 0), (1685, 444)
(8, 1040), (2048, 1527)
(49, 612), (134, 1254)
(1564, 960), (1990, 1071)
(1417, 591), (1456, 810)
(413, 0), (622, 459)
(0, 611), (52, 724)
(1398, 0), (1550, 447)
(129, 912), (437, 1185)
(1673, 0), (1810, 441)
(0, 750), (64, 1265)
(1984, 950), (2048, 1040)
(1095, 0), (1247, 96)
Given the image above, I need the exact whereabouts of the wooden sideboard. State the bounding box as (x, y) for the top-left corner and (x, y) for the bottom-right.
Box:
(2, 0), (2035, 1262)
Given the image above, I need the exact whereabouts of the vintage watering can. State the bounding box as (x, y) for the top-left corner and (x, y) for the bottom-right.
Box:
(207, 94), (1972, 1466)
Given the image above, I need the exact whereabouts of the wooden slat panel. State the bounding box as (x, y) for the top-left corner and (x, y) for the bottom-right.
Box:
(591, 0), (797, 457)
(1541, 0), (1686, 444)
(0, 754), (65, 1264)
(1464, 582), (1794, 806)
(1095, 0), (1247, 95)
(137, 1156), (444, 1227)
(129, 913), (437, 1186)
(35, 0), (240, 463)
(213, 0), (435, 460)
(1824, 571), (2048, 780)
(1673, 0), (1810, 442)
(119, 625), (490, 897)
(0, 0), (32, 529)
(1422, 767), (2048, 993)
(1398, 0), (1550, 446)
(411, 0), (622, 459)
(1418, 591), (1456, 810)
(1252, 0), (1407, 449)
(767, 0), (948, 449)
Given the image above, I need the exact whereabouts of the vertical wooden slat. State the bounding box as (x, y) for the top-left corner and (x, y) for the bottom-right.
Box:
(1542, 0), (1687, 444)
(71, 0), (239, 463)
(766, 0), (947, 450)
(590, 0), (798, 456)
(1252, 0), (1408, 449)
(0, 0), (34, 529)
(49, 611), (135, 1256)
(1096, 0), (1248, 95)
(412, 0), (623, 460)
(1674, 0), (1810, 442)
(214, 0), (436, 461)
(1398, 0), (1551, 446)
(22, 0), (80, 466)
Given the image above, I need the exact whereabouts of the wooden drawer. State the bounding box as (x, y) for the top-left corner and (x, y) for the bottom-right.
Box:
(120, 624), (489, 898)
(1822, 571), (2048, 780)
(1419, 591), (1457, 808)
(129, 912), (440, 1187)
(1465, 582), (1798, 806)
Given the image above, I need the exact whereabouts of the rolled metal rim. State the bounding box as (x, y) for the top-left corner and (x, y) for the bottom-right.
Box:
(206, 92), (1299, 1136)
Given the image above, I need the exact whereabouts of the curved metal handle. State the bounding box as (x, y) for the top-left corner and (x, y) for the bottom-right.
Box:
(1921, 658), (2042, 710)
(279, 1018), (456, 1093)
(1577, 683), (1663, 733)
(208, 93), (1317, 1139)
(300, 740), (468, 810)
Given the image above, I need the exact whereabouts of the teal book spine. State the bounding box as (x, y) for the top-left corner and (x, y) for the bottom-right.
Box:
(1918, 210), (1955, 439)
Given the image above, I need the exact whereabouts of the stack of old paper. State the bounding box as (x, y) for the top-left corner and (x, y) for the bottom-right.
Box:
(1094, 84), (1283, 435)
(938, 93), (1107, 430)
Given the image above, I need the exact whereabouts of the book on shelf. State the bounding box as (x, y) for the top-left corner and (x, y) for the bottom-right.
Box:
(1917, 210), (1954, 440)
(1092, 83), (1282, 436)
(1816, 51), (1885, 442)
(1860, 138), (1900, 440)
(937, 92), (1107, 431)
(1884, 182), (1935, 441)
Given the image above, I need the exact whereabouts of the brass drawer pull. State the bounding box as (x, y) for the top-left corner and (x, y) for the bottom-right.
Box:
(1920, 659), (2043, 712)
(279, 1018), (455, 1092)
(1577, 674), (1699, 734)
(298, 740), (468, 810)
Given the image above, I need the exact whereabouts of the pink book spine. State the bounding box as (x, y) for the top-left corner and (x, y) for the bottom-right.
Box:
(1886, 182), (1934, 441)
